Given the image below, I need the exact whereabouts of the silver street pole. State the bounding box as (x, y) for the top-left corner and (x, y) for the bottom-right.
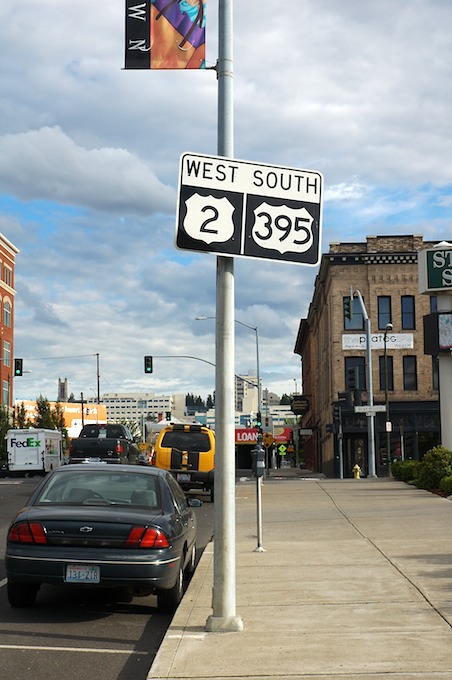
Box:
(206, 0), (243, 633)
(353, 290), (377, 477)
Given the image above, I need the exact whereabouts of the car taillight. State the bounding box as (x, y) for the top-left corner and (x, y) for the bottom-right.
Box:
(125, 526), (170, 548)
(8, 522), (47, 545)
(116, 442), (124, 454)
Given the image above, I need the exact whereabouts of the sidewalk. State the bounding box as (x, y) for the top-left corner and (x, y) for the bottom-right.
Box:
(149, 475), (452, 680)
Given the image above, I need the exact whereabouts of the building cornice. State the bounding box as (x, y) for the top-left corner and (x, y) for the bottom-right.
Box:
(327, 252), (418, 266)
(0, 233), (20, 255)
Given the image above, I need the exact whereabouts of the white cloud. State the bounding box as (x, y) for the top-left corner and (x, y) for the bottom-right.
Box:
(0, 126), (175, 215)
(3, 0), (452, 403)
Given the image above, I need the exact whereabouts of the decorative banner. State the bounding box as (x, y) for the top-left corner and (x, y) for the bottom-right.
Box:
(125, 1), (206, 70)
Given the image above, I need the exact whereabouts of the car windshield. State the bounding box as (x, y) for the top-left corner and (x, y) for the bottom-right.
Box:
(35, 471), (161, 509)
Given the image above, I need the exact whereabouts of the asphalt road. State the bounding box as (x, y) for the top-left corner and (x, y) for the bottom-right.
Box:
(0, 475), (214, 680)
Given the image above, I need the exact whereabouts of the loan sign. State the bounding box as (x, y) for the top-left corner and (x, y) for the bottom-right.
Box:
(176, 153), (323, 266)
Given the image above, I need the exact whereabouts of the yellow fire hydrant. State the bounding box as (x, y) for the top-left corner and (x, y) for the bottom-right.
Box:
(353, 464), (361, 479)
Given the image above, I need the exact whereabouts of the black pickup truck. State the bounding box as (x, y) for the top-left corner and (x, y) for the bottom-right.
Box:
(68, 424), (140, 465)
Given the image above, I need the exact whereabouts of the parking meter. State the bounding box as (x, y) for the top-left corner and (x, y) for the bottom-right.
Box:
(251, 443), (265, 478)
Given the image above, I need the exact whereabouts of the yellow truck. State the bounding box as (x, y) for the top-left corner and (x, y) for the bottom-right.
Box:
(154, 423), (215, 501)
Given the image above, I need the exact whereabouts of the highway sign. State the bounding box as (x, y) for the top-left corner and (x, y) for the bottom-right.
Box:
(176, 153), (323, 266)
(354, 405), (386, 413)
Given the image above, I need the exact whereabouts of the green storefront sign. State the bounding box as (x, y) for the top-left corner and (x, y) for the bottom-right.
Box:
(419, 245), (452, 293)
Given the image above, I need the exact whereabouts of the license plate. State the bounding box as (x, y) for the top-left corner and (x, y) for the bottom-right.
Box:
(65, 564), (100, 584)
(177, 473), (191, 482)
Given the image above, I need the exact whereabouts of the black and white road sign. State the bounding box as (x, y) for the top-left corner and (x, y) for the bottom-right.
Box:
(175, 153), (323, 266)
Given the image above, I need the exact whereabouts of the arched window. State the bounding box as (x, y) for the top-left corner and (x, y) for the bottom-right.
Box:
(3, 300), (11, 327)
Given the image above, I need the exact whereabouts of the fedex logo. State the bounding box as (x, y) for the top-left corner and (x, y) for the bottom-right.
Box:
(10, 437), (41, 448)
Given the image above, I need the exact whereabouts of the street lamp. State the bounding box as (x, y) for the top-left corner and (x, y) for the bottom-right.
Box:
(384, 323), (393, 476)
(196, 316), (261, 417)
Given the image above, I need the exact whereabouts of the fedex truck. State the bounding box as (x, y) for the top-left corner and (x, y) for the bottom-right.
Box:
(6, 429), (63, 475)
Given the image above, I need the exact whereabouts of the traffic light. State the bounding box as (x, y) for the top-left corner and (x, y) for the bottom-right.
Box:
(333, 405), (341, 422)
(265, 416), (269, 427)
(14, 358), (23, 376)
(347, 366), (359, 390)
(344, 296), (353, 321)
(256, 412), (262, 428)
(144, 356), (153, 374)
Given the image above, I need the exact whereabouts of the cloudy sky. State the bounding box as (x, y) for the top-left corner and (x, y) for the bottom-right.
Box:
(3, 0), (452, 405)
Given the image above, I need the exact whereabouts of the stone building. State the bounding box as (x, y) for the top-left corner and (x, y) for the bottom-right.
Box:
(294, 235), (442, 478)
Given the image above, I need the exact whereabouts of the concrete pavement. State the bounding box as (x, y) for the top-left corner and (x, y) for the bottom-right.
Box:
(149, 473), (452, 679)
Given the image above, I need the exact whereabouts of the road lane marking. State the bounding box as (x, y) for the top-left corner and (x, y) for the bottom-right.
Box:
(0, 644), (149, 655)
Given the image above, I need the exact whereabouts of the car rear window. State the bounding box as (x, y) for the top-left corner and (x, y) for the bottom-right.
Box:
(161, 431), (211, 452)
(80, 425), (125, 438)
(36, 471), (161, 509)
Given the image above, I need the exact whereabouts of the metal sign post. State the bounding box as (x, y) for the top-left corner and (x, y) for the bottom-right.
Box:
(204, 0), (243, 634)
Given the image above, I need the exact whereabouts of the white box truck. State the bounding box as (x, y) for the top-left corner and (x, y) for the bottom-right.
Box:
(6, 429), (63, 475)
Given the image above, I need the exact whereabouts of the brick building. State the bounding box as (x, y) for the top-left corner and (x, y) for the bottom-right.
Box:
(0, 233), (19, 409)
(294, 235), (442, 478)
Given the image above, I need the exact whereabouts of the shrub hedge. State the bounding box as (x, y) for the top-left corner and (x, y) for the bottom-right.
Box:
(414, 446), (452, 490)
(439, 475), (452, 496)
(391, 446), (452, 492)
(391, 459), (420, 482)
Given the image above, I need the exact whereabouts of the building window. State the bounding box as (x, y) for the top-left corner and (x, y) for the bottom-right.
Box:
(2, 380), (9, 406)
(3, 266), (12, 287)
(3, 300), (11, 327)
(377, 296), (392, 329)
(403, 356), (417, 390)
(432, 356), (439, 390)
(3, 341), (10, 368)
(343, 296), (364, 330)
(430, 296), (437, 313)
(379, 355), (394, 391)
(345, 357), (366, 390)
(401, 296), (415, 330)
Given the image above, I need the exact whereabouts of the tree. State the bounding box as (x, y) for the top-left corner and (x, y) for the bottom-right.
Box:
(280, 393), (292, 405)
(32, 396), (69, 452)
(206, 394), (214, 409)
(34, 395), (54, 429)
(52, 401), (69, 452)
(0, 405), (13, 460)
(14, 402), (29, 428)
(185, 393), (207, 411)
(119, 418), (142, 442)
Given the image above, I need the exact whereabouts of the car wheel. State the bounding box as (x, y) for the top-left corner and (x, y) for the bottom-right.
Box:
(7, 581), (39, 608)
(185, 542), (196, 577)
(157, 564), (184, 614)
